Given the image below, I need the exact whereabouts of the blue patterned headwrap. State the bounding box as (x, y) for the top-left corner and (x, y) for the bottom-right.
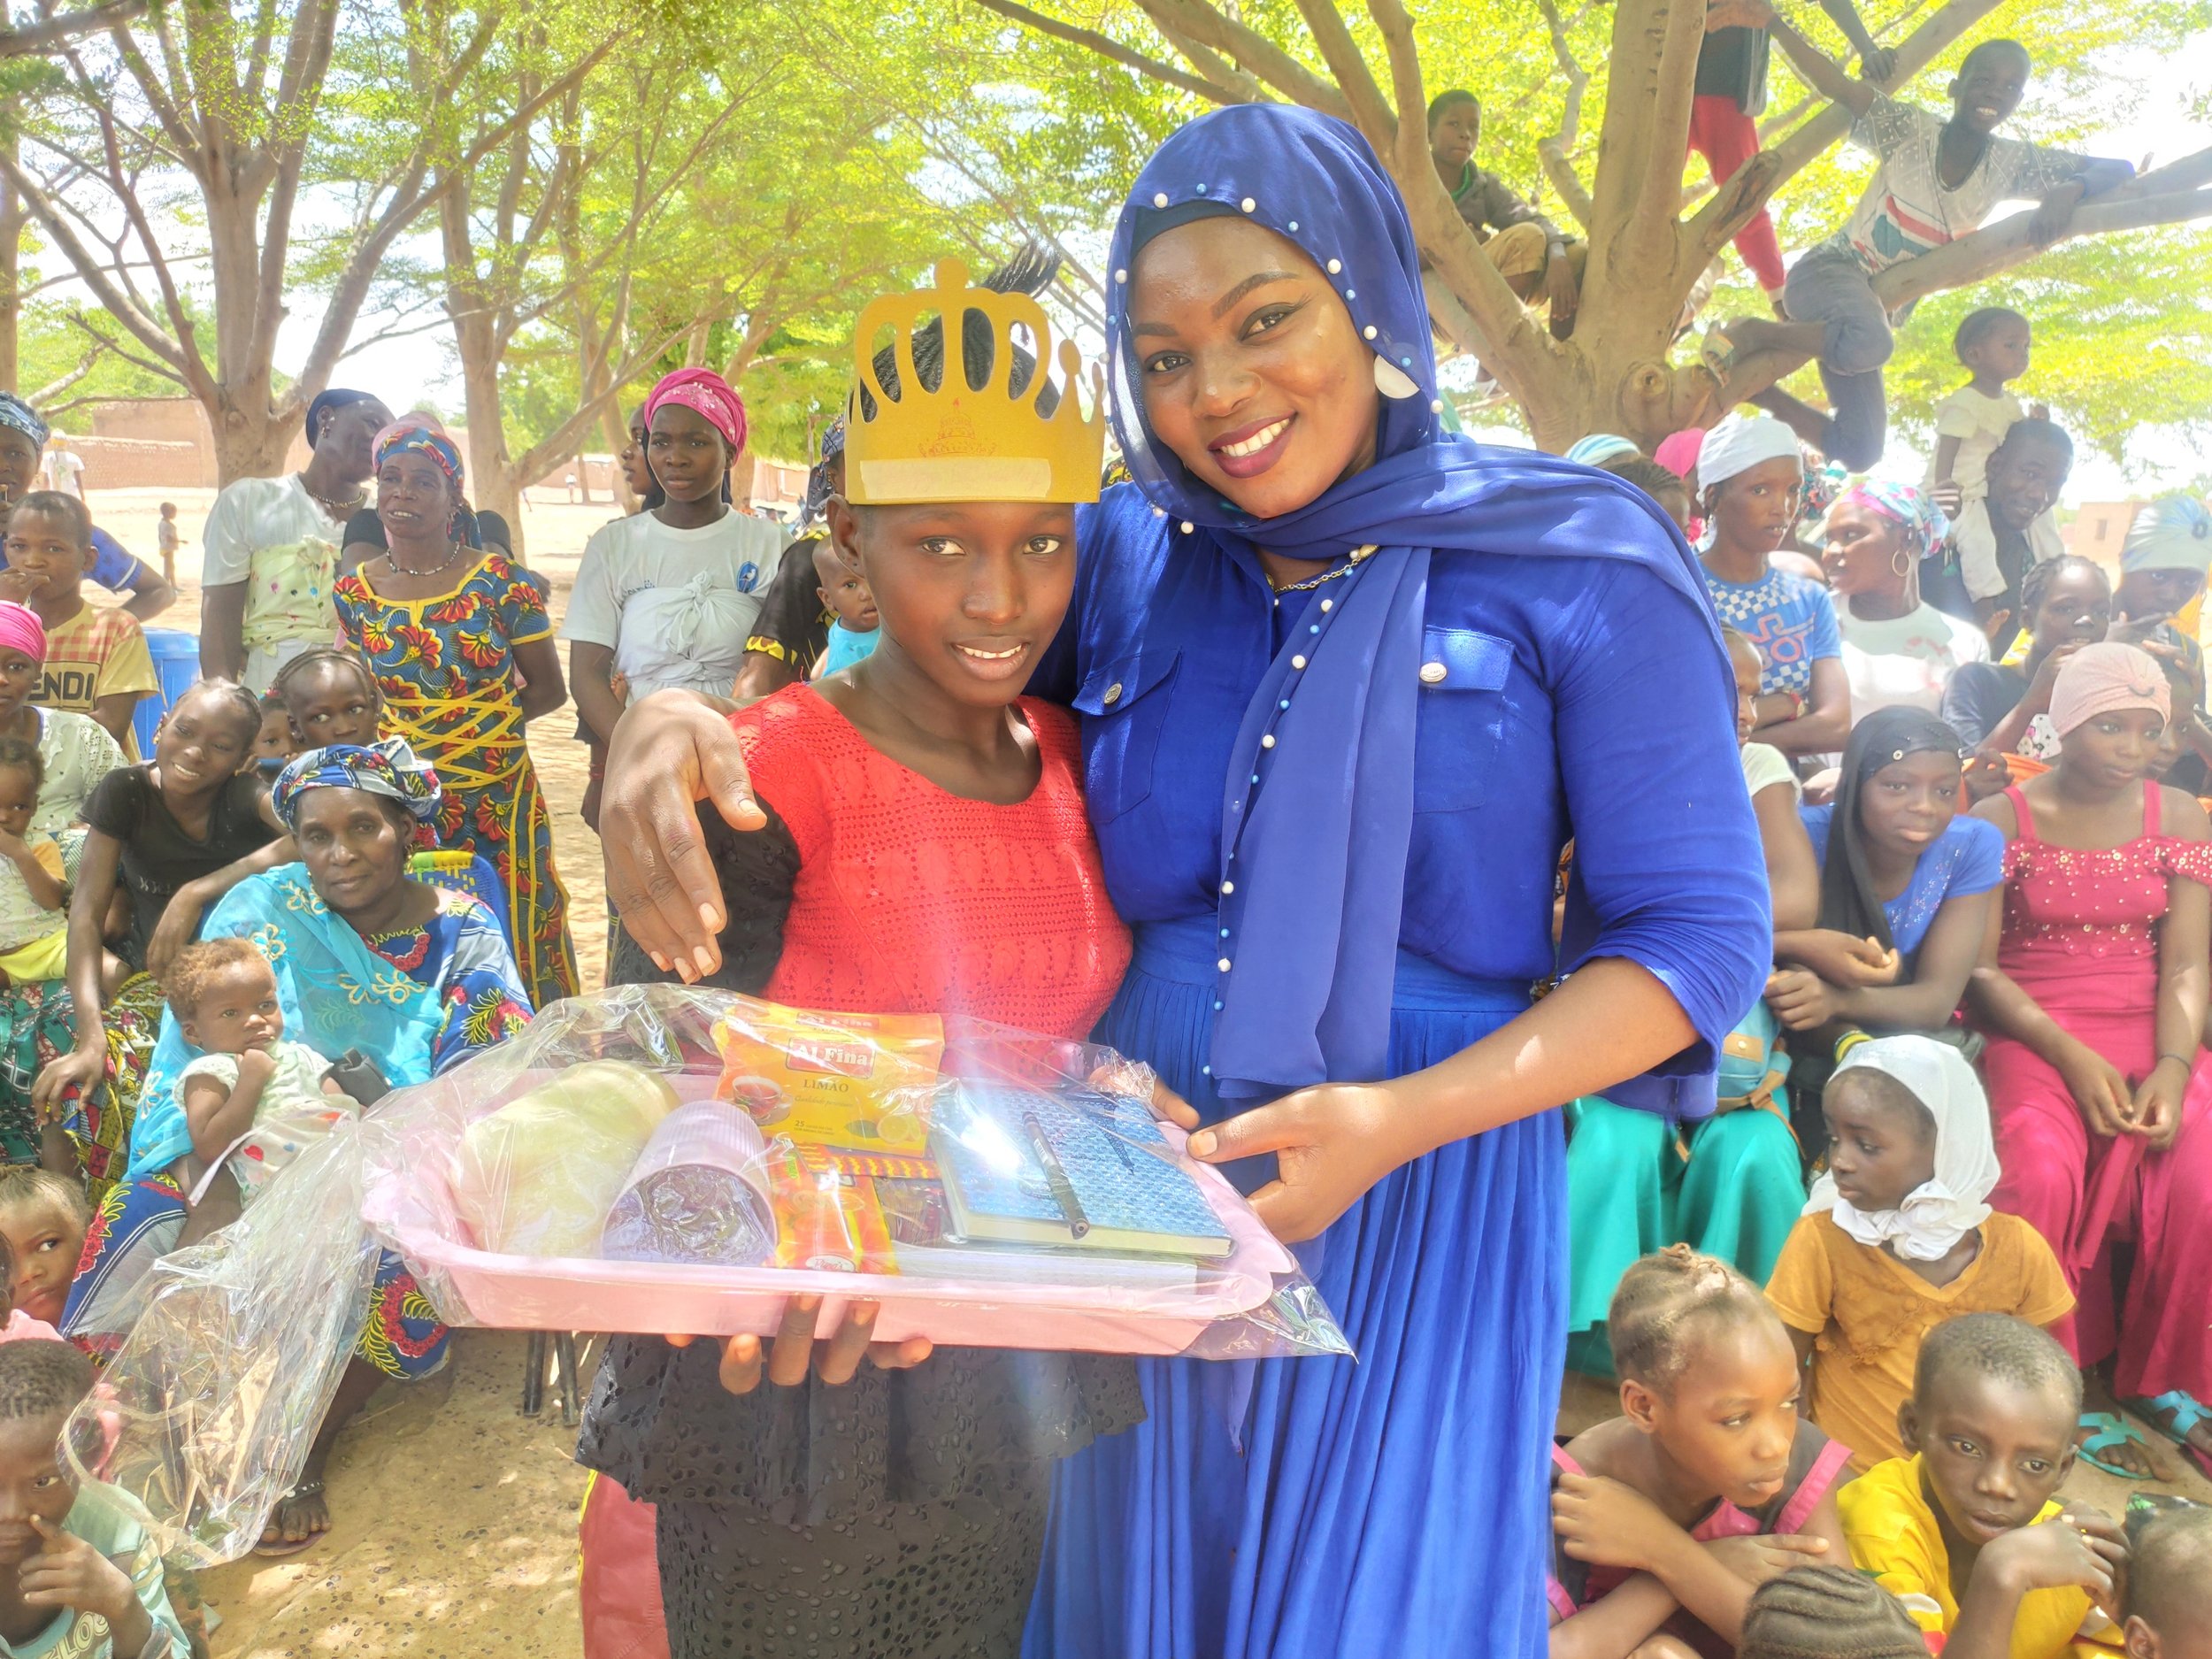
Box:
(372, 419), (464, 489)
(1565, 434), (1641, 467)
(273, 739), (442, 828)
(1103, 104), (1732, 1111)
(1840, 480), (1952, 563)
(0, 394), (47, 449)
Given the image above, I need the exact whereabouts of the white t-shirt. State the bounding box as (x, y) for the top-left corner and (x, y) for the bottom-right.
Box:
(1821, 96), (2085, 277)
(1925, 386), (2024, 499)
(560, 511), (782, 701)
(1741, 741), (1799, 801)
(200, 472), (346, 690)
(40, 449), (84, 498)
(1839, 601), (1992, 724)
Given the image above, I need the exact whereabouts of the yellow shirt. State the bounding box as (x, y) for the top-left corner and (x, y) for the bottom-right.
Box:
(1839, 1455), (2116, 1659)
(36, 603), (156, 759)
(1764, 1212), (2074, 1470)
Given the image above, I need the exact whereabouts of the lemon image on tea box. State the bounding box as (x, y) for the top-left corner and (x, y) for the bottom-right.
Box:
(711, 1004), (945, 1155)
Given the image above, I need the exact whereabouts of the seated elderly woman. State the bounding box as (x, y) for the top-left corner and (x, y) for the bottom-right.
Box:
(61, 739), (532, 1555)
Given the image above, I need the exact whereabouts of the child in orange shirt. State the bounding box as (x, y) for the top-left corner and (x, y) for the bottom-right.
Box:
(1764, 1037), (2072, 1471)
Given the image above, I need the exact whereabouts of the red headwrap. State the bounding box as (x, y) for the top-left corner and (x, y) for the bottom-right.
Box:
(644, 368), (747, 458)
(0, 602), (46, 664)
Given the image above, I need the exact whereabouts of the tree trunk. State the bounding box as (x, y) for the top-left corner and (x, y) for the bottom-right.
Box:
(0, 124), (21, 392)
(440, 181), (526, 551)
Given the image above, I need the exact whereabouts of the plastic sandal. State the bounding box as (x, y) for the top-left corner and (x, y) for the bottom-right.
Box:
(2124, 1391), (2212, 1477)
(1699, 323), (1740, 379)
(2075, 1411), (2157, 1479)
(250, 1478), (327, 1558)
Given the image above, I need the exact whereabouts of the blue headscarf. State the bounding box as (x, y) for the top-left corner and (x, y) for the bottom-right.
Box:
(0, 393), (48, 449)
(1103, 105), (1725, 1104)
(273, 739), (442, 828)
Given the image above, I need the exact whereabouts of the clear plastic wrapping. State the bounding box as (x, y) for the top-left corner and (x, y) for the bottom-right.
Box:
(360, 985), (1348, 1358)
(63, 1132), (378, 1565)
(73, 985), (1350, 1563)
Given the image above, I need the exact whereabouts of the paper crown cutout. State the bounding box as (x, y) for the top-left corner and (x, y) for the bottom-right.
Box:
(844, 258), (1103, 506)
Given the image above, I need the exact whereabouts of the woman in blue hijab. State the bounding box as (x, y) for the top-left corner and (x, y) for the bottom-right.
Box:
(595, 105), (1768, 1657)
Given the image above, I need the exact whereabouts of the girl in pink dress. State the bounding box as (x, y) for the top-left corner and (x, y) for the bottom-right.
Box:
(1968, 641), (2212, 1477)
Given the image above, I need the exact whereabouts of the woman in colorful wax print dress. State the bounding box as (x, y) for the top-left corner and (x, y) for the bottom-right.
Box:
(592, 105), (1768, 1658)
(332, 419), (577, 1005)
(61, 739), (532, 1554)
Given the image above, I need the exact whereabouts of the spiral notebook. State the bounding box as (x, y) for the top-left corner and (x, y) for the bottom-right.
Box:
(929, 1081), (1233, 1259)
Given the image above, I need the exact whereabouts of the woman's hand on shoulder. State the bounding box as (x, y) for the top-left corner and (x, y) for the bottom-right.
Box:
(669, 1297), (932, 1396)
(1185, 1079), (1417, 1243)
(1552, 1472), (1685, 1574)
(600, 689), (757, 980)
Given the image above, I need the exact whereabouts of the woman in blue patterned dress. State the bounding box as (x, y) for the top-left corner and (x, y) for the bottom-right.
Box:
(61, 740), (532, 1554)
(595, 106), (1768, 1658)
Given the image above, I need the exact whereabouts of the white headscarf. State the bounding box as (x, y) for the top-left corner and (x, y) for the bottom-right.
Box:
(1804, 1036), (1999, 1261)
(1697, 413), (1802, 493)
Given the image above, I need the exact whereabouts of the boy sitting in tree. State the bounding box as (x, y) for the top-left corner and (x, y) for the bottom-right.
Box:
(1707, 18), (2131, 473)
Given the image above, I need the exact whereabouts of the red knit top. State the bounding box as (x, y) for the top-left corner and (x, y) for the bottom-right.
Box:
(730, 686), (1130, 1041)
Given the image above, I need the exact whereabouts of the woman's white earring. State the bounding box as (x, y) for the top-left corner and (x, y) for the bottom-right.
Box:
(1372, 355), (1421, 400)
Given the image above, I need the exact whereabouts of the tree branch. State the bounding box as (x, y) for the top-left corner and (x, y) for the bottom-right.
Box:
(0, 0), (142, 57)
(971, 0), (1248, 104)
(1129, 0), (1354, 121)
(1288, 0), (1394, 147)
(1531, 0), (1594, 228)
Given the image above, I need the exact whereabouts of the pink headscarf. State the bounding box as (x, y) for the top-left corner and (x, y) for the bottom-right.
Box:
(644, 368), (747, 458)
(1654, 427), (1706, 484)
(0, 602), (46, 664)
(2048, 641), (2170, 739)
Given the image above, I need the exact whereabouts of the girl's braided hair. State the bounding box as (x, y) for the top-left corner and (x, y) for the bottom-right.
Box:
(1607, 1243), (1774, 1395)
(1741, 1566), (1926, 1659)
(2018, 553), (2107, 626)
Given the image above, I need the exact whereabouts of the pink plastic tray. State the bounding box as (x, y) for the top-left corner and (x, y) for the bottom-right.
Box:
(360, 1070), (1299, 1355)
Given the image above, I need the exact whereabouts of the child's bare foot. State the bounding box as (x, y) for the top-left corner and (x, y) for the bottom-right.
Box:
(1629, 1636), (1703, 1659)
(254, 1478), (328, 1556)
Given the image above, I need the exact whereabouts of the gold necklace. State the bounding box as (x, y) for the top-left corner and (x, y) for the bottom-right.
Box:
(1269, 543), (1379, 594)
(386, 541), (464, 579)
(301, 474), (366, 518)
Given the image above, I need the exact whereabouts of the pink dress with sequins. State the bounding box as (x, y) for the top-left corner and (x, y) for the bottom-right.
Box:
(1981, 782), (2212, 1401)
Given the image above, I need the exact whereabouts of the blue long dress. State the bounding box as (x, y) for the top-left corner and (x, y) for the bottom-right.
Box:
(1021, 484), (1770, 1657)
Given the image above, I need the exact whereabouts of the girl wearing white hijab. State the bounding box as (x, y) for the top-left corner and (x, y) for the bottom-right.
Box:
(1763, 1034), (2076, 1470)
(1696, 413), (1852, 757)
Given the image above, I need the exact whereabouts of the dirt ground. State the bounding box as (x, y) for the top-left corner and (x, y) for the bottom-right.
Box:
(73, 488), (2212, 1655)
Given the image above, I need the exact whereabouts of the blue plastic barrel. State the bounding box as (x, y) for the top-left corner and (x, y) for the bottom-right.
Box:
(135, 626), (202, 757)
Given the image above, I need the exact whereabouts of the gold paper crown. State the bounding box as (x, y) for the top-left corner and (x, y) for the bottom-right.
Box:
(844, 258), (1103, 506)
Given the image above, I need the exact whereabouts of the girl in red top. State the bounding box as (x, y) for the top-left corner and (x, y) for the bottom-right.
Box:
(580, 282), (1151, 1659)
(1969, 641), (2212, 1479)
